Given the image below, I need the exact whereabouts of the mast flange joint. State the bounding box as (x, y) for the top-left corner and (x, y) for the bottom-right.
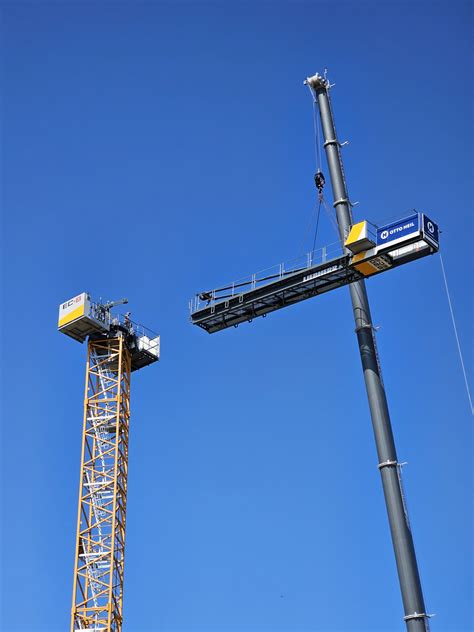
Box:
(403, 612), (434, 622)
(354, 323), (374, 333)
(378, 459), (398, 470)
(334, 197), (358, 208)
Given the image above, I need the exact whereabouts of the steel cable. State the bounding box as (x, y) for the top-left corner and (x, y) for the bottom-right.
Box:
(439, 253), (473, 415)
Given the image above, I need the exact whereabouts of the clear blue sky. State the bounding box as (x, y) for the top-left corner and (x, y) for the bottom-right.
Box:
(1, 2), (472, 631)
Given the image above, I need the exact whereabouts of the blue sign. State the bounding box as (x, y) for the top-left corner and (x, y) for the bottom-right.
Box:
(422, 214), (439, 246)
(377, 213), (420, 246)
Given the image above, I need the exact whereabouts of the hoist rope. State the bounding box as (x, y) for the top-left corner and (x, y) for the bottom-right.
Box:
(321, 197), (340, 236)
(299, 85), (341, 257)
(307, 84), (322, 172)
(312, 200), (322, 254)
(439, 253), (473, 415)
(298, 199), (319, 256)
(298, 197), (339, 256)
(297, 86), (326, 256)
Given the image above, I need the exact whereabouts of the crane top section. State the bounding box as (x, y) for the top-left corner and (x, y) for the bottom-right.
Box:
(58, 292), (160, 371)
(304, 72), (329, 91)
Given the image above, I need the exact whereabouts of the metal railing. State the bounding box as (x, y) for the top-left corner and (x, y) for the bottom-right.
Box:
(189, 210), (426, 315)
(116, 315), (160, 358)
(88, 307), (161, 358)
(190, 241), (345, 314)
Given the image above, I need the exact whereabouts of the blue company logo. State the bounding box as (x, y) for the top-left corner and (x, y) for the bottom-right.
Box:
(422, 214), (439, 245)
(377, 214), (419, 245)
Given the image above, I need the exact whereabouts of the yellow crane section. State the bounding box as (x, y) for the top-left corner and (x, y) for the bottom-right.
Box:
(58, 293), (159, 632)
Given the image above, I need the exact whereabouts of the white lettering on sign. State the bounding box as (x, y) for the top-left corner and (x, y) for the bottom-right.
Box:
(303, 265), (340, 282)
(380, 221), (416, 240)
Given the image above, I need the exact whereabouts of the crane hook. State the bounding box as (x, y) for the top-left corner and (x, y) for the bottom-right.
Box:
(314, 170), (325, 201)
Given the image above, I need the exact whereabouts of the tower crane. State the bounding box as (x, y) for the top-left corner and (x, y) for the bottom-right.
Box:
(58, 292), (160, 632)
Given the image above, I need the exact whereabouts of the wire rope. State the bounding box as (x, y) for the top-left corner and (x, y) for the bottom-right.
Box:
(439, 253), (473, 415)
(311, 200), (322, 254)
(321, 197), (340, 236)
(298, 199), (319, 256)
(307, 84), (322, 172)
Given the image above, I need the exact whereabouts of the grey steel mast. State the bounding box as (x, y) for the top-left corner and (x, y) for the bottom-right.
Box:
(305, 73), (430, 631)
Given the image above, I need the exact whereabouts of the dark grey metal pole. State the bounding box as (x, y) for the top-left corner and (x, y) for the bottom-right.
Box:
(305, 73), (430, 632)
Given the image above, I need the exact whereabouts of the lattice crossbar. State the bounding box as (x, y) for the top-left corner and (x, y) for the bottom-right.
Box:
(71, 337), (131, 632)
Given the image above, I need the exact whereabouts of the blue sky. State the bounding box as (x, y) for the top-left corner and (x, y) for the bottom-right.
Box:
(1, 1), (472, 631)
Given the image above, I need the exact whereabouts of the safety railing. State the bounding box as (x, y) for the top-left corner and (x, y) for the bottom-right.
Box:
(83, 302), (160, 359)
(189, 211), (428, 315)
(115, 315), (160, 358)
(190, 241), (345, 314)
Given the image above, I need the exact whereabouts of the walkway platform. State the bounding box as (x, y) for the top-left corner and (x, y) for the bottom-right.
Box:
(190, 212), (439, 333)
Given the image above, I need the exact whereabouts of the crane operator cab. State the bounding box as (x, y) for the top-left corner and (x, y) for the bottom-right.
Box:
(58, 292), (160, 371)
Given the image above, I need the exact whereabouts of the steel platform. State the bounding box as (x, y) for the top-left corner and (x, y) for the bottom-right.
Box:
(190, 213), (439, 334)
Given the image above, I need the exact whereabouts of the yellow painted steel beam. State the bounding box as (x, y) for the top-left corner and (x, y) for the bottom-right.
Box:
(71, 337), (131, 632)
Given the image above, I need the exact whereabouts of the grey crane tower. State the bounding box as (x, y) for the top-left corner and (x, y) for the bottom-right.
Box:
(190, 73), (438, 631)
(305, 72), (429, 632)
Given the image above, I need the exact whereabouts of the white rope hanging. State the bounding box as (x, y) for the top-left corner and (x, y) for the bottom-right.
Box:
(440, 252), (473, 415)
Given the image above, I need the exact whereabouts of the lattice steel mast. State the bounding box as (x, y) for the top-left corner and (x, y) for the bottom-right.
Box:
(58, 293), (160, 632)
(305, 72), (429, 632)
(72, 337), (131, 631)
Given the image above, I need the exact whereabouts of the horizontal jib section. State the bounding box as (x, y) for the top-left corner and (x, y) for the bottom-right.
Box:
(377, 214), (419, 245)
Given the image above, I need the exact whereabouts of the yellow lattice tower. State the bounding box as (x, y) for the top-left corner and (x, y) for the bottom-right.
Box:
(58, 293), (160, 632)
(71, 337), (130, 631)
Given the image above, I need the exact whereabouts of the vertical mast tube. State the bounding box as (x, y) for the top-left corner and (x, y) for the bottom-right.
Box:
(305, 73), (429, 632)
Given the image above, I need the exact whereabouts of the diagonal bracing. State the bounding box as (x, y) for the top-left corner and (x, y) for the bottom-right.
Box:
(71, 338), (131, 632)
